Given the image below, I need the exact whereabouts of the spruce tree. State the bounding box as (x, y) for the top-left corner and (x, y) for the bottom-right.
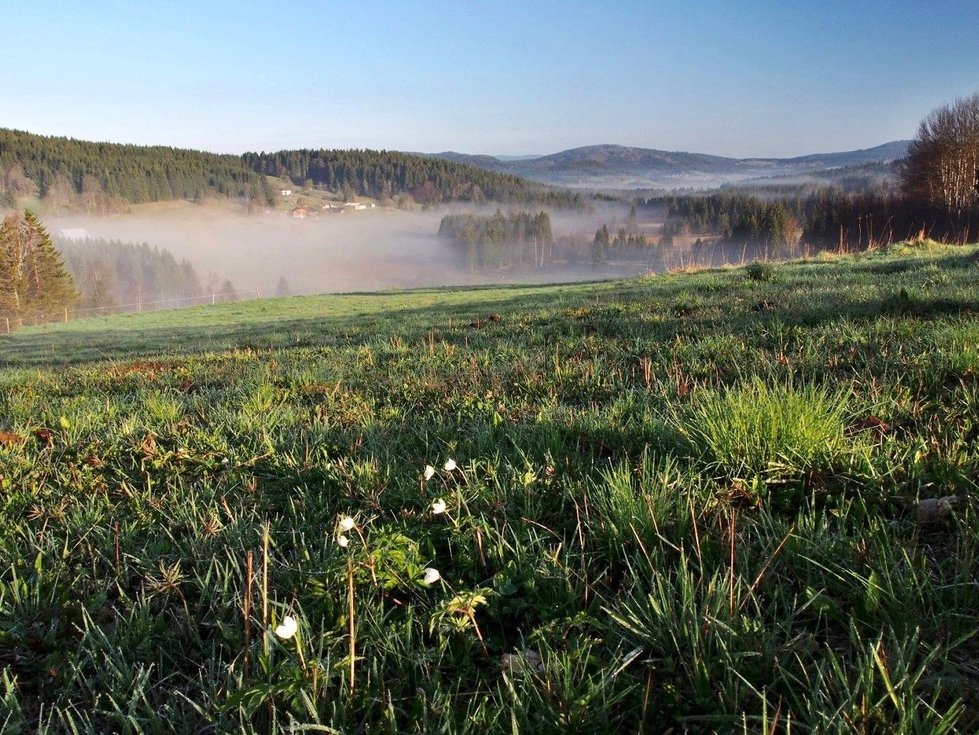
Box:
(22, 211), (77, 319)
(0, 216), (25, 318)
(0, 211), (77, 325)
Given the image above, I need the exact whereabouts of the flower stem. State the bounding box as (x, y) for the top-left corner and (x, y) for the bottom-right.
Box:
(348, 556), (356, 694)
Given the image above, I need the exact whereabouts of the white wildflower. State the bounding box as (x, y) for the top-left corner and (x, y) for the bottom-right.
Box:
(337, 534), (350, 548)
(421, 567), (441, 585)
(423, 464), (436, 481)
(431, 498), (447, 515)
(443, 459), (457, 472)
(274, 615), (298, 640)
(338, 515), (356, 531)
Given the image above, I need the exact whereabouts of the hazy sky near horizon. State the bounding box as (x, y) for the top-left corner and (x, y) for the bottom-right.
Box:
(7, 1), (979, 158)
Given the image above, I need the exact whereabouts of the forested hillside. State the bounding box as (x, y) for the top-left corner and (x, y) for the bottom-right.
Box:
(0, 129), (273, 209)
(0, 129), (581, 210)
(243, 149), (581, 206)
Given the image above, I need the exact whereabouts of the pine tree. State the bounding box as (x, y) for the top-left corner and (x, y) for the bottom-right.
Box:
(218, 279), (237, 303)
(0, 211), (78, 325)
(592, 225), (610, 265)
(0, 216), (25, 317)
(533, 211), (553, 268)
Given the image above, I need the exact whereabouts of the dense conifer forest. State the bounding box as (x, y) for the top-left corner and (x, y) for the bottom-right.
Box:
(658, 190), (979, 252)
(243, 149), (582, 207)
(438, 210), (555, 270)
(0, 129), (580, 210)
(0, 129), (273, 208)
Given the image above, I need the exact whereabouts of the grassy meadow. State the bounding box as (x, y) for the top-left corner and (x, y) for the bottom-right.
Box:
(1, 242), (978, 733)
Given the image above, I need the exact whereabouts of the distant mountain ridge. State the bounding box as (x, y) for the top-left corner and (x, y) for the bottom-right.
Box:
(418, 140), (911, 189)
(778, 141), (910, 168)
(0, 126), (911, 208)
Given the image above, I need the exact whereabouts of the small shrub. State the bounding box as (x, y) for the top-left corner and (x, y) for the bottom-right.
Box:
(745, 261), (777, 282)
(881, 286), (916, 315)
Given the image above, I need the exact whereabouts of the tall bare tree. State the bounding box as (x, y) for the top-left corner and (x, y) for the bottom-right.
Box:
(902, 93), (979, 216)
(44, 172), (78, 209)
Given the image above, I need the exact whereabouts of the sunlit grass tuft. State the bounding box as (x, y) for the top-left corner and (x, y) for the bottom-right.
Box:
(674, 377), (850, 482)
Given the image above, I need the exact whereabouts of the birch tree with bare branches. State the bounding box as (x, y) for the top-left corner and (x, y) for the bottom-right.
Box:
(902, 94), (979, 216)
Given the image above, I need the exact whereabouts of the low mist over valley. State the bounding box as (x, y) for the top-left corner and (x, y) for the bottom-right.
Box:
(43, 199), (658, 301)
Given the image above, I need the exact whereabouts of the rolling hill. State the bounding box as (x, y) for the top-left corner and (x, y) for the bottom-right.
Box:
(0, 128), (579, 210)
(422, 140), (912, 189)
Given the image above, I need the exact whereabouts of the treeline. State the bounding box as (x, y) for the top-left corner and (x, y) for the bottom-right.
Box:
(0, 128), (273, 209)
(661, 194), (803, 250)
(438, 210), (554, 270)
(658, 190), (979, 252)
(54, 237), (209, 313)
(244, 149), (581, 207)
(590, 216), (652, 265)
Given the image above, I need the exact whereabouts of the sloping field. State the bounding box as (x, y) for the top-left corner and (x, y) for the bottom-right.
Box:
(1, 244), (978, 732)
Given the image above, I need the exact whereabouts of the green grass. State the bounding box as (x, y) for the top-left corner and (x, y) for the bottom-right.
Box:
(674, 377), (850, 485)
(1, 245), (978, 732)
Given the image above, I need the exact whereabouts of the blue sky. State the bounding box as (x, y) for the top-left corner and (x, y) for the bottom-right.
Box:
(6, 1), (979, 157)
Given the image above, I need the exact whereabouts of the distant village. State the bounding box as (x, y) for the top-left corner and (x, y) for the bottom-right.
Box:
(279, 188), (377, 219)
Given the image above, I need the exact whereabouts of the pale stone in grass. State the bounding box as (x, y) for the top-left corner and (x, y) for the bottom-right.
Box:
(500, 649), (544, 675)
(917, 495), (958, 524)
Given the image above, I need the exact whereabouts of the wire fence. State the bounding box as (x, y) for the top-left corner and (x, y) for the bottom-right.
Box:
(2, 288), (265, 334)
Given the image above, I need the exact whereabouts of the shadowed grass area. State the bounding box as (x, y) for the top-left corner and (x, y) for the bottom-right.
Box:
(0, 244), (978, 732)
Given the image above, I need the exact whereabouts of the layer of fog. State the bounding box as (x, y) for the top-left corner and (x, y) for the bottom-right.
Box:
(521, 170), (782, 191)
(45, 201), (664, 299)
